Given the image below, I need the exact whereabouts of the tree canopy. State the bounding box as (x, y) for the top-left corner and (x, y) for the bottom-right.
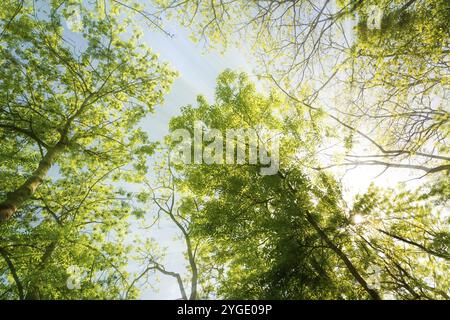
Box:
(0, 0), (448, 300)
(165, 70), (449, 299)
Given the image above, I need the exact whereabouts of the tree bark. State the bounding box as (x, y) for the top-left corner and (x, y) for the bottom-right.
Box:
(0, 140), (66, 223)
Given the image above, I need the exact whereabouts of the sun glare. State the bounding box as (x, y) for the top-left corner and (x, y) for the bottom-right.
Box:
(353, 214), (364, 225)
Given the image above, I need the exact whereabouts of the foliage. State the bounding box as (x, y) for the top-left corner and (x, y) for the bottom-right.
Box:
(166, 70), (449, 299)
(0, 0), (448, 300)
(0, 0), (175, 298)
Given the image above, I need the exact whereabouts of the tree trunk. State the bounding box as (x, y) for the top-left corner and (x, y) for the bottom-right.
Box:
(278, 171), (381, 300)
(186, 237), (198, 300)
(0, 247), (24, 299)
(24, 241), (58, 300)
(0, 141), (66, 223)
(304, 211), (381, 300)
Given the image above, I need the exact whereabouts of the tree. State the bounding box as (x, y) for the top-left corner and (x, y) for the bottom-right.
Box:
(126, 155), (215, 300)
(0, 0), (176, 299)
(338, 0), (449, 174)
(0, 0), (176, 223)
(0, 167), (136, 299)
(166, 71), (384, 299)
(154, 0), (449, 176)
(348, 179), (450, 299)
(164, 70), (449, 299)
(1, 0), (447, 301)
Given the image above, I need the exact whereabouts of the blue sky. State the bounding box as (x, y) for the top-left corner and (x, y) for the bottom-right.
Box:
(142, 25), (254, 142)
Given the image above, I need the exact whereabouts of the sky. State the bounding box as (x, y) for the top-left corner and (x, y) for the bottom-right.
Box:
(141, 27), (254, 142)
